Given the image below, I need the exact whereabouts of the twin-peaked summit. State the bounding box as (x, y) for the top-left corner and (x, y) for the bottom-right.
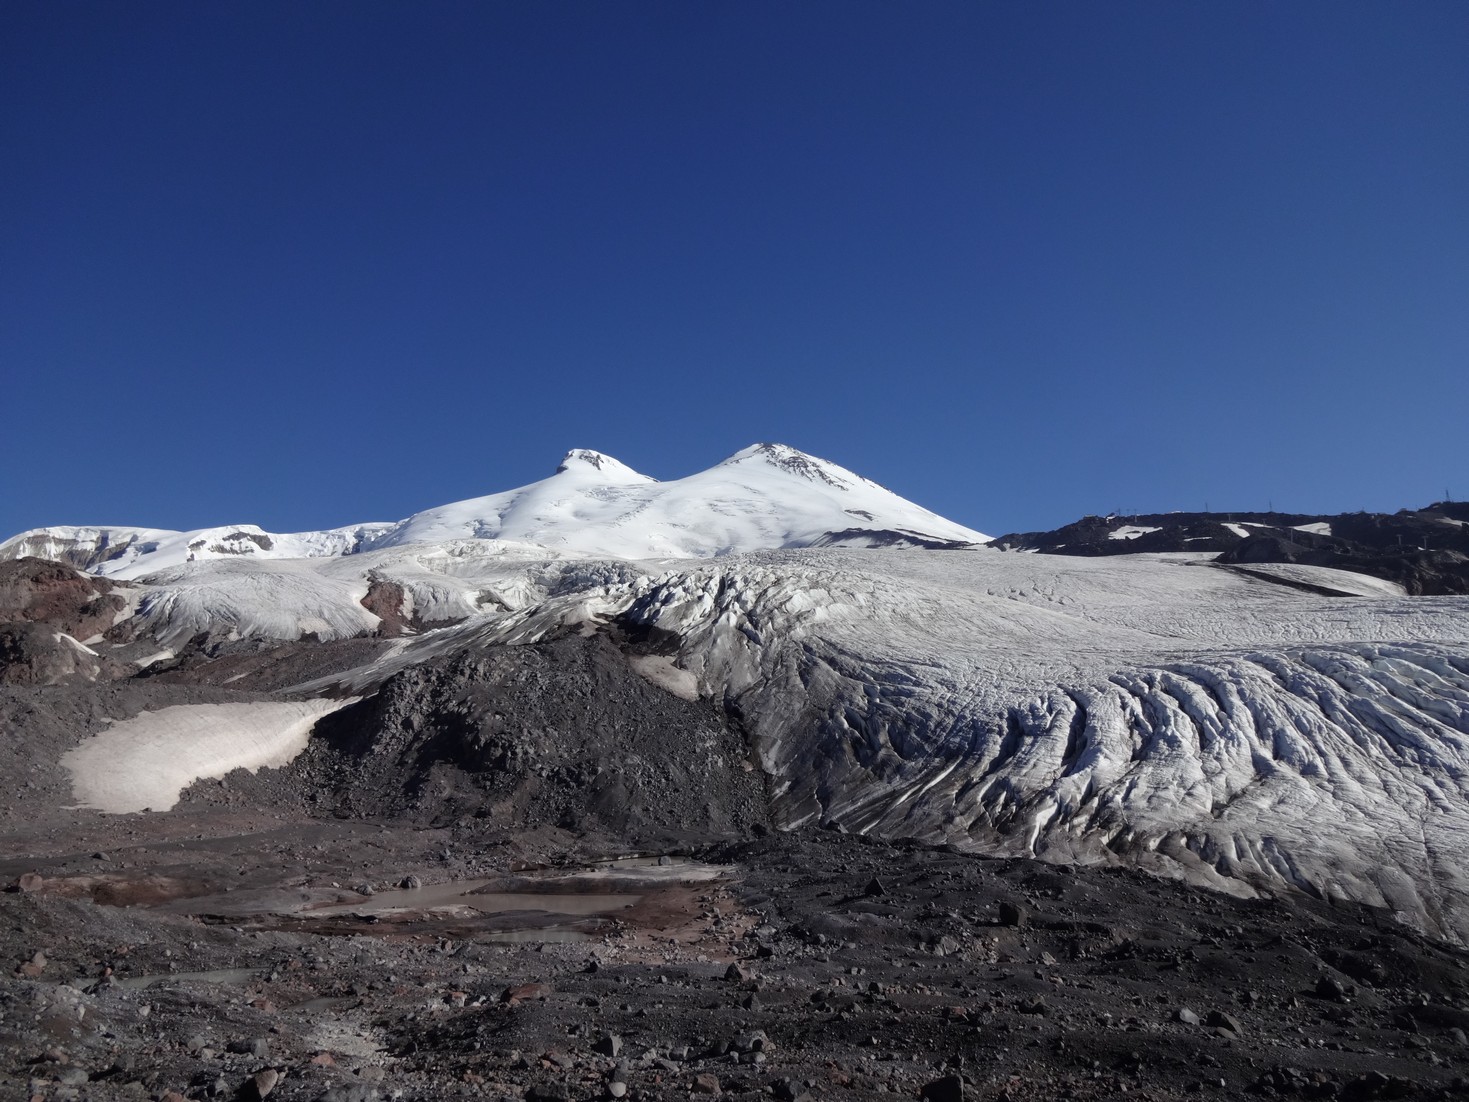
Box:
(0, 444), (989, 579)
(379, 442), (986, 559)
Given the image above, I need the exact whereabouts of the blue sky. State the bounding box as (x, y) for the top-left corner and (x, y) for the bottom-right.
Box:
(3, 1), (1465, 539)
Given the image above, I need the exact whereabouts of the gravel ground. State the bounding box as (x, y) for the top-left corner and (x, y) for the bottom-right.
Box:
(4, 823), (1469, 1102)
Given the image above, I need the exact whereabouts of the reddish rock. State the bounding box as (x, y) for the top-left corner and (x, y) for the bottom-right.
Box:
(0, 558), (126, 640)
(359, 577), (410, 637)
(252, 1068), (280, 1099)
(501, 982), (553, 1004)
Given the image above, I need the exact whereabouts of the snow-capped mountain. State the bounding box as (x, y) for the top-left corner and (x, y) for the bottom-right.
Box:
(0, 444), (987, 579)
(6, 448), (1469, 947)
(358, 444), (986, 558)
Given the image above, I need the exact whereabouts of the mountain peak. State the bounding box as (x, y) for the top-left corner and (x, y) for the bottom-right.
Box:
(554, 449), (653, 483)
(719, 443), (863, 491)
(1, 445), (987, 577)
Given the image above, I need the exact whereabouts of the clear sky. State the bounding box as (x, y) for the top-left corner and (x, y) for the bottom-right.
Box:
(3, 1), (1466, 540)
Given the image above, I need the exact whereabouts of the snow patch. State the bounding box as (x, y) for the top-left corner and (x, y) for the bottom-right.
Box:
(62, 699), (353, 813)
(56, 633), (98, 657)
(1224, 562), (1407, 597)
(1108, 526), (1161, 541)
(628, 655), (700, 701)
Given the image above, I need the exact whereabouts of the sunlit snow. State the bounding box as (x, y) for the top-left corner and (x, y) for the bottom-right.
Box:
(61, 699), (353, 813)
(0, 444), (986, 579)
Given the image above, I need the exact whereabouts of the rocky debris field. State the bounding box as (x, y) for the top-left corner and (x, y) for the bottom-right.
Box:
(5, 820), (1469, 1102)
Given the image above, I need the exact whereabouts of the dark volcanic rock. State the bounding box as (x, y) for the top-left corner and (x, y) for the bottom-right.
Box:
(988, 500), (1469, 594)
(359, 573), (466, 637)
(997, 899), (1026, 927)
(0, 559), (131, 683)
(2, 825), (1468, 1102)
(920, 1074), (964, 1102)
(292, 631), (770, 841)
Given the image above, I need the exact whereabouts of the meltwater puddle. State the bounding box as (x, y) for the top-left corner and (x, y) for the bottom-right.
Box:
(110, 967), (262, 991)
(308, 880), (642, 919)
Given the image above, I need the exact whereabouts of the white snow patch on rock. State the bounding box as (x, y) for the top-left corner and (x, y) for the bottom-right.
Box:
(62, 699), (352, 813)
(628, 655), (701, 701)
(1226, 562), (1408, 597)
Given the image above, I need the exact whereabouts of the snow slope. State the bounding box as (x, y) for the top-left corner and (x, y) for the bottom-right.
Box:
(0, 523), (393, 581)
(0, 444), (986, 579)
(128, 541), (642, 648)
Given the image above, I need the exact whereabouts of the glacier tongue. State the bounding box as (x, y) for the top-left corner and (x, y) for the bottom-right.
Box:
(606, 550), (1469, 939)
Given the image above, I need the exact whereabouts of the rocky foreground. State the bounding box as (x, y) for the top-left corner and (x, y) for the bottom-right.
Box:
(4, 814), (1469, 1102)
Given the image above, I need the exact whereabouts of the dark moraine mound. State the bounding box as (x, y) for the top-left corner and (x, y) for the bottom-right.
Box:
(277, 631), (770, 843)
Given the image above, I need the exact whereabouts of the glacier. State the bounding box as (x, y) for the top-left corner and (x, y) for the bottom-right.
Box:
(606, 551), (1469, 938)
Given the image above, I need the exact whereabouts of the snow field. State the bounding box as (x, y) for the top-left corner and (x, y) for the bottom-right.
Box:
(61, 699), (353, 813)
